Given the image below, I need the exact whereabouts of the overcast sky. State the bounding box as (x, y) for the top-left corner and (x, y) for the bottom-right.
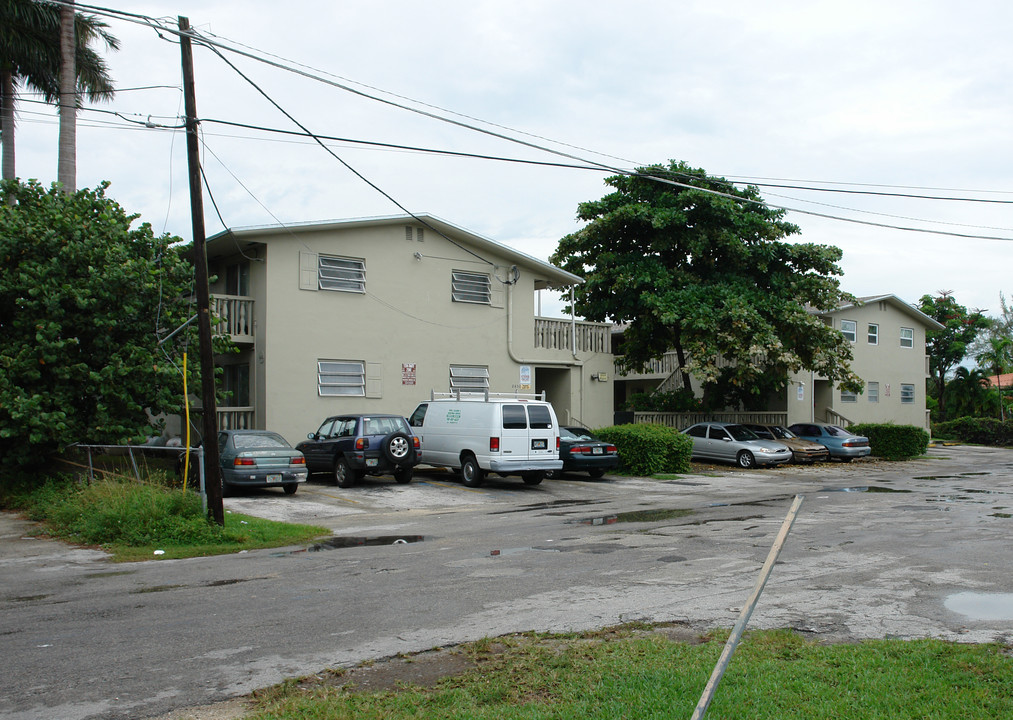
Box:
(11, 0), (1013, 319)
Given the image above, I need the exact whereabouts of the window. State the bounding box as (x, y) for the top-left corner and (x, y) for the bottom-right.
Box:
(221, 363), (250, 407)
(502, 405), (528, 429)
(900, 327), (914, 348)
(901, 383), (915, 403)
(867, 323), (879, 345)
(450, 365), (489, 390)
(685, 425), (707, 438)
(528, 405), (553, 429)
(868, 382), (879, 403)
(840, 319), (857, 343)
(841, 389), (858, 403)
(452, 271), (492, 304)
(317, 360), (365, 396)
(318, 256), (365, 293)
(225, 261), (250, 296)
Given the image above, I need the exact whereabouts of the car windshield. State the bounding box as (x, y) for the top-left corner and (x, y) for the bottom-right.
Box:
(233, 433), (290, 449)
(726, 425), (759, 441)
(772, 426), (796, 439)
(563, 427), (594, 440)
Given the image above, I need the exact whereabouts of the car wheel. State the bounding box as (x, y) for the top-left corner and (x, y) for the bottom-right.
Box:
(736, 451), (755, 469)
(522, 472), (544, 485)
(382, 432), (414, 465)
(334, 457), (356, 488)
(283, 483), (298, 495)
(461, 455), (484, 487)
(394, 467), (413, 484)
(588, 469), (606, 478)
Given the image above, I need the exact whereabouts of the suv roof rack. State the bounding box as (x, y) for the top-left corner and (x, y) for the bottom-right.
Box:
(430, 389), (547, 402)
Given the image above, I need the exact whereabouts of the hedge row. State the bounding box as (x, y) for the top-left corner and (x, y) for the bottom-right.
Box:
(932, 417), (1013, 447)
(593, 423), (693, 476)
(849, 423), (930, 460)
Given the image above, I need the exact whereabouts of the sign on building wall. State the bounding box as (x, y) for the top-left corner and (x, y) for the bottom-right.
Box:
(797, 383), (805, 401)
(519, 365), (532, 391)
(402, 363), (417, 386)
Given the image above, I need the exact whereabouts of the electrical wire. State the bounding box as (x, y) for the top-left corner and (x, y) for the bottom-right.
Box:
(203, 41), (497, 268)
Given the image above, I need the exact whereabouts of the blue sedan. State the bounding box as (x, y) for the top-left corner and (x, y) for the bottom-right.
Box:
(787, 423), (871, 462)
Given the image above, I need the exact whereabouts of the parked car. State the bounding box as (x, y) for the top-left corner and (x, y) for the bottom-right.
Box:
(296, 414), (421, 487)
(546, 426), (619, 479)
(741, 423), (830, 463)
(681, 422), (792, 468)
(215, 429), (307, 495)
(787, 423), (872, 461)
(409, 391), (562, 487)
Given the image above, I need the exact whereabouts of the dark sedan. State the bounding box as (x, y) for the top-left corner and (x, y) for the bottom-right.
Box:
(217, 430), (307, 495)
(297, 414), (421, 487)
(546, 426), (619, 479)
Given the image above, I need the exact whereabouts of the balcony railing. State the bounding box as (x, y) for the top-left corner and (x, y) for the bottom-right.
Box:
(633, 411), (788, 430)
(212, 295), (254, 343)
(534, 317), (611, 354)
(217, 406), (255, 430)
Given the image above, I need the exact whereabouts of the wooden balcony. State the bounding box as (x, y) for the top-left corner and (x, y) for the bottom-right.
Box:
(534, 317), (611, 354)
(212, 295), (254, 344)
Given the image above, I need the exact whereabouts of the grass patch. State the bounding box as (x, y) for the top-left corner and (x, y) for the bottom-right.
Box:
(245, 626), (1013, 719)
(2, 474), (328, 561)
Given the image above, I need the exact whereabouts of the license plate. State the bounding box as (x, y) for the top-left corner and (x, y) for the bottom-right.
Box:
(532, 439), (547, 450)
(366, 458), (379, 467)
(267, 474), (282, 483)
(592, 447), (603, 455)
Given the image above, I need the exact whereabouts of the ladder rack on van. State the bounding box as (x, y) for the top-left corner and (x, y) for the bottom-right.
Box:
(430, 389), (547, 402)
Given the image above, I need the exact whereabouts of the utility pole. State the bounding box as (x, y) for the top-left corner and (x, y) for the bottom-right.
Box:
(179, 16), (224, 525)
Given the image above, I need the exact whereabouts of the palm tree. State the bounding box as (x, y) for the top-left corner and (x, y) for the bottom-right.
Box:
(0, 0), (118, 187)
(943, 367), (995, 420)
(977, 336), (1013, 421)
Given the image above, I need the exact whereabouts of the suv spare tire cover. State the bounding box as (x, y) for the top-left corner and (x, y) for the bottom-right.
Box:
(382, 432), (415, 466)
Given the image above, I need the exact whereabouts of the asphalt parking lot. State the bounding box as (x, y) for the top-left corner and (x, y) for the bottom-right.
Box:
(2, 444), (1012, 720)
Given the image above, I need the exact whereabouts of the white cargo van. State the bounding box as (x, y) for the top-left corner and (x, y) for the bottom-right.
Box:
(408, 391), (562, 487)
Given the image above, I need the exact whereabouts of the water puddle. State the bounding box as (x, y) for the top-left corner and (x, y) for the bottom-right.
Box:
(944, 592), (1013, 621)
(490, 499), (607, 515)
(819, 486), (911, 494)
(614, 508), (694, 523)
(310, 535), (424, 551)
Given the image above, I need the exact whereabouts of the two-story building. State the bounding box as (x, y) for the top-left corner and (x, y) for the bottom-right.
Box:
(615, 294), (942, 430)
(201, 214), (614, 445)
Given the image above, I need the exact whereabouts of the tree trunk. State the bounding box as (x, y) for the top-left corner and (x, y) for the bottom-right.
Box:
(1, 66), (15, 186)
(57, 2), (77, 192)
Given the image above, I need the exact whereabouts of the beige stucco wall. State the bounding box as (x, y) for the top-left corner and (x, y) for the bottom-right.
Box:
(787, 299), (932, 428)
(213, 221), (612, 444)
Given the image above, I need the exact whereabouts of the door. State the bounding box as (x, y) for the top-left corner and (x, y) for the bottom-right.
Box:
(499, 404), (529, 461)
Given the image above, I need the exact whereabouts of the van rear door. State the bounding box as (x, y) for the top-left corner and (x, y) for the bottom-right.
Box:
(499, 404), (529, 460)
(526, 404), (557, 461)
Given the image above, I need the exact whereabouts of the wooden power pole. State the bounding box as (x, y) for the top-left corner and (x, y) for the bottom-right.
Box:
(179, 16), (224, 525)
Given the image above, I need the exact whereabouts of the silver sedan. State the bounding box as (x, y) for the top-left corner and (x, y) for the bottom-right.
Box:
(682, 422), (793, 468)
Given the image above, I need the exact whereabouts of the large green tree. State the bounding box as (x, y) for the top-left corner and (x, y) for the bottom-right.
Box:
(0, 0), (118, 184)
(0, 180), (195, 473)
(917, 292), (989, 421)
(551, 161), (860, 408)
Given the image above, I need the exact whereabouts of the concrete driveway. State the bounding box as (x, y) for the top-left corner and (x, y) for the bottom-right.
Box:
(1, 444), (1011, 720)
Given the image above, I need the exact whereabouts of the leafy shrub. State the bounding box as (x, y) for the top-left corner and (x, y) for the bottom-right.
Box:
(593, 423), (692, 476)
(850, 423), (929, 460)
(932, 417), (1013, 446)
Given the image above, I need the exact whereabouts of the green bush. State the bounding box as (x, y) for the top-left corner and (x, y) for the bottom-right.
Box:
(11, 475), (227, 547)
(594, 423), (692, 476)
(850, 423), (929, 460)
(932, 417), (1013, 446)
